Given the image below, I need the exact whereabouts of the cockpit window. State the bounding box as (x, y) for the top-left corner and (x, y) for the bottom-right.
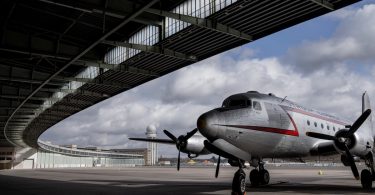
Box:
(253, 101), (262, 111)
(228, 100), (247, 107)
(222, 98), (251, 108)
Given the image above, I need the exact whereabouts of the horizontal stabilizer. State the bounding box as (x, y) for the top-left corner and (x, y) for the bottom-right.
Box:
(129, 138), (175, 144)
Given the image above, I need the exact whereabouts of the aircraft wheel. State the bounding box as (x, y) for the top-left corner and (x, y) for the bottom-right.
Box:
(259, 169), (270, 185)
(250, 169), (260, 187)
(361, 169), (373, 190)
(232, 169), (246, 195)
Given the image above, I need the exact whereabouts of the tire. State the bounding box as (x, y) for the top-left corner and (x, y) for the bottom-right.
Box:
(361, 169), (373, 190)
(250, 169), (260, 187)
(232, 169), (246, 195)
(259, 169), (270, 185)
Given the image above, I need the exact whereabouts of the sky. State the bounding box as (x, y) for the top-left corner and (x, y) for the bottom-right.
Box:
(41, 1), (375, 158)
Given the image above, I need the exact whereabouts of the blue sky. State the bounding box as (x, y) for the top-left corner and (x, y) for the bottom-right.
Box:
(246, 16), (337, 58)
(41, 1), (375, 157)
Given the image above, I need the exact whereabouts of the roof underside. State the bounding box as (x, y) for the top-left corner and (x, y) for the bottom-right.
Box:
(0, 0), (361, 148)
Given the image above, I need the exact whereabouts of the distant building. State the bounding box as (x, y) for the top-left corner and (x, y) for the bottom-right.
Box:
(146, 125), (158, 166)
(111, 148), (148, 163)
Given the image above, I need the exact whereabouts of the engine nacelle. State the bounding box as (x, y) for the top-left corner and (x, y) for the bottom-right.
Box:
(180, 135), (210, 157)
(333, 129), (372, 157)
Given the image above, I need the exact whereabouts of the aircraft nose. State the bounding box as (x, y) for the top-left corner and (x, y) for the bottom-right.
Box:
(197, 111), (219, 139)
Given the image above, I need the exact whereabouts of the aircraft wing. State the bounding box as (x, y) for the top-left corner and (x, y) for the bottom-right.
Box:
(129, 138), (175, 145)
(310, 141), (339, 156)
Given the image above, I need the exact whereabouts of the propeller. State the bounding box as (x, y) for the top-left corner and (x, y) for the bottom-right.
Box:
(215, 156), (221, 178)
(163, 128), (198, 171)
(306, 109), (371, 180)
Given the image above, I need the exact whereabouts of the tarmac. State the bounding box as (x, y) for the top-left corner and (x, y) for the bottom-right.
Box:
(0, 166), (373, 195)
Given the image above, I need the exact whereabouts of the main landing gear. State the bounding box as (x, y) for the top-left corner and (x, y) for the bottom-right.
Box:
(249, 161), (270, 187)
(231, 160), (270, 195)
(361, 152), (375, 190)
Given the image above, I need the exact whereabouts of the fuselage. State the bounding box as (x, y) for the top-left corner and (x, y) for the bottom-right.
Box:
(197, 91), (373, 159)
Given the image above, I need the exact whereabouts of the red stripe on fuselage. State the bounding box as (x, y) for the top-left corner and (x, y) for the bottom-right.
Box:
(217, 112), (299, 137)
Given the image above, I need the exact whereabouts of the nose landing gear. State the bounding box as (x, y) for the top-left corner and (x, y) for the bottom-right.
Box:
(231, 160), (247, 195)
(232, 168), (247, 195)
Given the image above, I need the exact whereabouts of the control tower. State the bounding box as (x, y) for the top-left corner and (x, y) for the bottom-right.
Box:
(145, 125), (158, 166)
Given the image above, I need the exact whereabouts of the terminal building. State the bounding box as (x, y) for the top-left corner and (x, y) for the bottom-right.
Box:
(0, 125), (160, 169)
(1, 141), (145, 169)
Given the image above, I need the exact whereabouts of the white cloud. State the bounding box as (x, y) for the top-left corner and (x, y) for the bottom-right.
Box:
(286, 4), (375, 72)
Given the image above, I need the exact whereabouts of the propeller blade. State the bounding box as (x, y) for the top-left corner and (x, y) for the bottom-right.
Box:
(163, 130), (178, 143)
(342, 144), (360, 180)
(177, 147), (181, 171)
(215, 156), (221, 178)
(306, 132), (337, 141)
(185, 128), (198, 140)
(347, 109), (371, 136)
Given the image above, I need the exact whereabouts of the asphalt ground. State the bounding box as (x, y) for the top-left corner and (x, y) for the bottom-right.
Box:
(0, 166), (373, 195)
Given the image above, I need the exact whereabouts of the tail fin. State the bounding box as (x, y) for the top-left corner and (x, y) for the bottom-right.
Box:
(362, 92), (373, 134)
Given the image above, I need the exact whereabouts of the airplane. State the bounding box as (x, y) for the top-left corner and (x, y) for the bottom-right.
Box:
(130, 91), (374, 195)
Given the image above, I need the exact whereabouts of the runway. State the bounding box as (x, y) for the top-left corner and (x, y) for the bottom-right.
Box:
(0, 166), (372, 195)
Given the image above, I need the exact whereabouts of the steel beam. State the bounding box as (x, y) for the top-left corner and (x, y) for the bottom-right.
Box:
(49, 105), (82, 111)
(310, 0), (334, 10)
(102, 40), (197, 61)
(0, 121), (28, 124)
(0, 95), (47, 101)
(0, 76), (64, 86)
(39, 88), (109, 98)
(0, 104), (44, 109)
(74, 60), (160, 77)
(0, 75), (129, 89)
(5, 119), (31, 122)
(146, 8), (252, 41)
(0, 48), (159, 77)
(37, 0), (162, 26)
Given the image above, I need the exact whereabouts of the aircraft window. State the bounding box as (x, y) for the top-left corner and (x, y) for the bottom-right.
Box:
(307, 120), (310, 126)
(321, 124), (324, 129)
(253, 101), (262, 111)
(327, 125), (330, 130)
(223, 98), (251, 108)
(314, 122), (317, 127)
(229, 100), (247, 107)
(333, 126), (336, 131)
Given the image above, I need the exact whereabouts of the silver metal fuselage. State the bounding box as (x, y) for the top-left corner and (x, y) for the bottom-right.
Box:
(197, 92), (373, 160)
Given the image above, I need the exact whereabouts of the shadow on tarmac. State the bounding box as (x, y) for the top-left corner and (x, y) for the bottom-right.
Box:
(0, 173), (374, 195)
